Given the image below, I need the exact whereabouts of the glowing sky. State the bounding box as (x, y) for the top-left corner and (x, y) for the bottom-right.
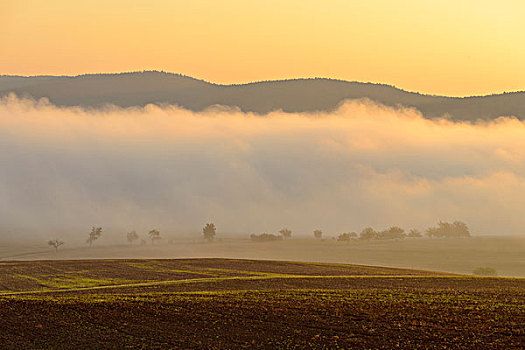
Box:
(1, 0), (524, 96)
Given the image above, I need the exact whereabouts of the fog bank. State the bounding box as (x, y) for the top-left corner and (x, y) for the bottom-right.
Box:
(1, 95), (525, 239)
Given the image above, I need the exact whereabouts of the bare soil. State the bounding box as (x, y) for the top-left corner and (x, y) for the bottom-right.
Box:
(0, 259), (523, 349)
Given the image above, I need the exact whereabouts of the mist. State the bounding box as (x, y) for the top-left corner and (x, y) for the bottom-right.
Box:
(1, 94), (525, 241)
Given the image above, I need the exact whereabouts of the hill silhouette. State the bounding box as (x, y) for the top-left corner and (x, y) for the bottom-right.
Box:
(2, 71), (524, 121)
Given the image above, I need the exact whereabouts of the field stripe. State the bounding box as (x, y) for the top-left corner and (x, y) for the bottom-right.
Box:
(0, 274), (512, 296)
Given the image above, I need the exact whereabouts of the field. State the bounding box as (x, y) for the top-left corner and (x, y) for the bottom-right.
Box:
(0, 259), (523, 349)
(2, 236), (525, 277)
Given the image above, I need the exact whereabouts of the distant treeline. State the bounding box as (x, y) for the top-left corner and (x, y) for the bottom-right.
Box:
(250, 233), (283, 242)
(250, 229), (292, 242)
(250, 221), (471, 242)
(340, 221), (470, 241)
(48, 221), (471, 252)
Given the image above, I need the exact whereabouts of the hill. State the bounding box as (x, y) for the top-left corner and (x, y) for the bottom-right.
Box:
(0, 259), (523, 349)
(2, 71), (525, 121)
(0, 258), (449, 294)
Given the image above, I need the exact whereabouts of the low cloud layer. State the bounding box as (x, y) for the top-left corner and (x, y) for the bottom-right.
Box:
(1, 95), (525, 239)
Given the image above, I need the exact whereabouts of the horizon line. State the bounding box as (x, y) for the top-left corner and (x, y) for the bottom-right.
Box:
(2, 70), (524, 99)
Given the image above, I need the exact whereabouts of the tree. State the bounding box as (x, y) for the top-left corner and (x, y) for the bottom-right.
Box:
(337, 232), (357, 242)
(202, 223), (216, 242)
(148, 229), (161, 244)
(250, 233), (283, 242)
(313, 230), (323, 239)
(279, 228), (292, 239)
(127, 231), (139, 245)
(407, 229), (422, 238)
(452, 221), (471, 237)
(426, 221), (471, 238)
(359, 227), (377, 240)
(377, 226), (406, 240)
(425, 226), (439, 238)
(48, 239), (64, 252)
(87, 227), (102, 247)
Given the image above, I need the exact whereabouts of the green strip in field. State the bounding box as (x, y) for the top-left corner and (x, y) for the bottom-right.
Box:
(1, 274), (520, 297)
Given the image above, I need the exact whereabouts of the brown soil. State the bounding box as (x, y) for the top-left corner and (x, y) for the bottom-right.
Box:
(0, 259), (523, 349)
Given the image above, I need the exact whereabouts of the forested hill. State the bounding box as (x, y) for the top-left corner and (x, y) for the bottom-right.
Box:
(1, 71), (525, 121)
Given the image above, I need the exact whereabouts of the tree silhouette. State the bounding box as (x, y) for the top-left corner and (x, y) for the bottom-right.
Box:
(377, 226), (406, 240)
(337, 232), (357, 241)
(127, 231), (139, 245)
(48, 239), (64, 252)
(250, 233), (283, 242)
(279, 228), (292, 239)
(87, 227), (102, 247)
(148, 229), (161, 244)
(426, 221), (470, 238)
(359, 227), (378, 240)
(202, 223), (216, 242)
(313, 230), (323, 239)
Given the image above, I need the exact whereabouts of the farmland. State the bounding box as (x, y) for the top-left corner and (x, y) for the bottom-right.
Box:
(1, 235), (524, 277)
(0, 259), (523, 349)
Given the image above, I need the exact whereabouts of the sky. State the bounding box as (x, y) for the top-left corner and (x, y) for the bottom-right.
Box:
(1, 0), (524, 96)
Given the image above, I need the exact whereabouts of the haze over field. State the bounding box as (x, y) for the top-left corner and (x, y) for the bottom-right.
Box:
(3, 2), (525, 349)
(2, 95), (525, 240)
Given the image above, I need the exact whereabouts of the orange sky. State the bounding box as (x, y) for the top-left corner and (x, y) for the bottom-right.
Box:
(1, 0), (524, 96)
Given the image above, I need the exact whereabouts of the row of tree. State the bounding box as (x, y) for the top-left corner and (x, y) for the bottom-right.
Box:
(48, 223), (218, 252)
(332, 221), (470, 241)
(48, 221), (470, 251)
(126, 224), (217, 245)
(251, 221), (470, 242)
(126, 229), (161, 245)
(250, 233), (283, 242)
(250, 228), (293, 242)
(338, 226), (417, 241)
(49, 225), (104, 252)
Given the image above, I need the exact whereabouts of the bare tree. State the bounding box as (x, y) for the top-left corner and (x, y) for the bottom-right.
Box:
(48, 239), (64, 252)
(127, 231), (139, 245)
(313, 229), (323, 239)
(148, 229), (161, 244)
(279, 228), (292, 239)
(202, 223), (216, 242)
(87, 227), (102, 247)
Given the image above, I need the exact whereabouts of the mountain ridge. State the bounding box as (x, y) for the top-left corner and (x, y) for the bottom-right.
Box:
(2, 71), (525, 120)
